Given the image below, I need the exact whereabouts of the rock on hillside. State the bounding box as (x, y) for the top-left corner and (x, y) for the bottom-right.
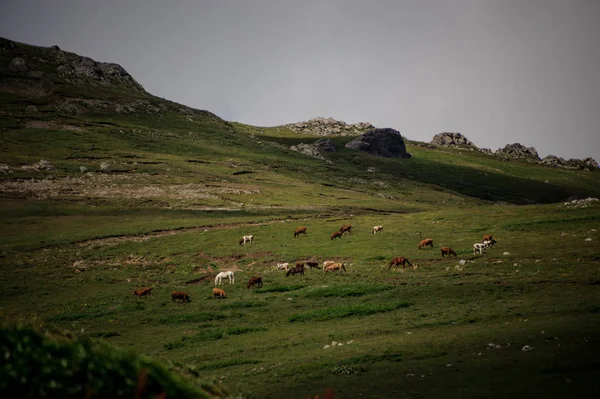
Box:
(541, 155), (599, 171)
(284, 117), (374, 136)
(290, 138), (335, 160)
(1, 37), (145, 92)
(495, 143), (540, 162)
(0, 37), (222, 120)
(345, 128), (411, 158)
(431, 132), (477, 148)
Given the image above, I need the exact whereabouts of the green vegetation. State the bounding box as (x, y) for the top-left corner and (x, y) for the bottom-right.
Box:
(1, 39), (600, 398)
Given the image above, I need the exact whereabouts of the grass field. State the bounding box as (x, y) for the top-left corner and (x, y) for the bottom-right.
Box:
(1, 38), (600, 398)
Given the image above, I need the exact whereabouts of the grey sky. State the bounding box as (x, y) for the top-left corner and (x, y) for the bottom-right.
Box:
(2, 0), (599, 161)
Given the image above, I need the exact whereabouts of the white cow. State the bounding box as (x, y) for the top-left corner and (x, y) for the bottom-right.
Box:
(372, 225), (384, 234)
(276, 262), (289, 271)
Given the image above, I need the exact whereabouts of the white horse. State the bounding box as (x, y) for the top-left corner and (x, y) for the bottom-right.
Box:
(239, 235), (254, 245)
(215, 271), (235, 285)
(276, 262), (289, 271)
(372, 225), (384, 234)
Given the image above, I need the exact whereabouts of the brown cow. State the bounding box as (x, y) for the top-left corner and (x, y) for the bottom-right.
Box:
(294, 226), (307, 238)
(213, 287), (227, 298)
(418, 238), (434, 249)
(331, 231), (343, 240)
(133, 287), (152, 298)
(340, 224), (352, 235)
(388, 257), (412, 270)
(324, 262), (347, 273)
(323, 260), (336, 269)
(441, 247), (457, 257)
(483, 234), (493, 242)
(171, 291), (190, 303)
(247, 276), (263, 289)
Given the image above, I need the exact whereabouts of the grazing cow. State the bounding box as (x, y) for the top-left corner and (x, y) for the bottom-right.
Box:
(483, 238), (497, 247)
(276, 262), (289, 271)
(294, 226), (307, 238)
(372, 225), (384, 234)
(215, 271), (235, 285)
(340, 224), (352, 235)
(305, 261), (320, 269)
(483, 234), (493, 242)
(213, 287), (227, 298)
(440, 247), (457, 257)
(331, 231), (343, 240)
(324, 262), (347, 273)
(418, 238), (434, 249)
(388, 257), (412, 270)
(239, 235), (254, 245)
(286, 264), (304, 277)
(247, 276), (263, 289)
(171, 291), (190, 303)
(473, 242), (489, 255)
(133, 287), (152, 298)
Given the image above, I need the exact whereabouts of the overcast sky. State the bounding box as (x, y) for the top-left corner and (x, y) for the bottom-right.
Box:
(1, 0), (599, 161)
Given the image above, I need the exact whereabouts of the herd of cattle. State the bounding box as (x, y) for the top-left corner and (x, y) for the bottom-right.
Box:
(133, 224), (497, 303)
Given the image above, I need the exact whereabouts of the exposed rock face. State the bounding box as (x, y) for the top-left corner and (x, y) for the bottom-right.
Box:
(284, 117), (374, 136)
(345, 128), (411, 158)
(1, 37), (146, 93)
(495, 143), (540, 162)
(289, 138), (336, 160)
(431, 132), (476, 148)
(313, 138), (336, 152)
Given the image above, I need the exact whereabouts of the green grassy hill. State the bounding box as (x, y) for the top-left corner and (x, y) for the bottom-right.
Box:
(1, 38), (599, 398)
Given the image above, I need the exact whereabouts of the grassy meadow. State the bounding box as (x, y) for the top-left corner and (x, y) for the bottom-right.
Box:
(1, 39), (600, 398)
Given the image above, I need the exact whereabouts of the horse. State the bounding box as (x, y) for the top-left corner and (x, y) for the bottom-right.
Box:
(133, 287), (152, 298)
(440, 247), (457, 257)
(331, 231), (343, 240)
(215, 271), (235, 285)
(418, 238), (434, 249)
(276, 262), (289, 271)
(388, 257), (412, 270)
(213, 288), (227, 298)
(286, 264), (305, 277)
(171, 291), (190, 303)
(305, 261), (320, 269)
(324, 262), (346, 273)
(294, 226), (307, 237)
(247, 276), (263, 289)
(372, 225), (383, 234)
(239, 235), (254, 245)
(340, 224), (352, 235)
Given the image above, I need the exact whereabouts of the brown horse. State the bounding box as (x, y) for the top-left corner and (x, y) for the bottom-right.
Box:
(388, 257), (412, 270)
(247, 276), (263, 289)
(340, 224), (352, 235)
(133, 287), (152, 298)
(213, 288), (227, 298)
(294, 226), (307, 237)
(305, 261), (320, 269)
(331, 231), (343, 240)
(418, 238), (434, 249)
(440, 247), (457, 257)
(286, 264), (305, 277)
(171, 291), (190, 303)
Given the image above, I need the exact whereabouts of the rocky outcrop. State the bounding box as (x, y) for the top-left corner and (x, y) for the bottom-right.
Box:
(290, 138), (335, 160)
(1, 37), (146, 93)
(541, 155), (599, 171)
(284, 117), (374, 136)
(345, 128), (411, 158)
(431, 132), (476, 148)
(495, 143), (540, 162)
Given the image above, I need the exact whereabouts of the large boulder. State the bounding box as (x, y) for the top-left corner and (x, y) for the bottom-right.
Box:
(345, 128), (411, 158)
(495, 143), (540, 162)
(431, 132), (476, 148)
